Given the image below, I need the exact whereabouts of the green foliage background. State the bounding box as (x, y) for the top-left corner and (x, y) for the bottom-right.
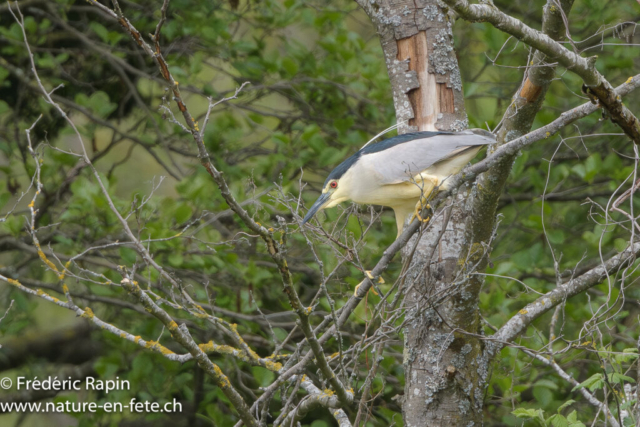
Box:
(0, 0), (639, 426)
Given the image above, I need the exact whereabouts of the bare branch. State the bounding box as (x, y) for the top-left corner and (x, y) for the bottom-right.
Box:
(491, 241), (640, 345)
(84, 0), (353, 408)
(443, 0), (640, 144)
(121, 278), (259, 427)
(524, 349), (620, 427)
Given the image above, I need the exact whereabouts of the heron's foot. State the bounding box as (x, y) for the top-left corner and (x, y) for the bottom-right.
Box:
(415, 210), (431, 223)
(410, 201), (431, 224)
(354, 271), (383, 296)
(365, 270), (385, 284)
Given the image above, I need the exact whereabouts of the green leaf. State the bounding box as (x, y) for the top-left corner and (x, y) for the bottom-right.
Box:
(547, 414), (568, 427)
(557, 399), (575, 413)
(23, 16), (37, 34)
(251, 366), (275, 388)
(615, 348), (639, 364)
(0, 192), (10, 210)
(89, 91), (117, 118)
(512, 408), (546, 426)
(614, 238), (629, 252)
(75, 91), (116, 118)
(119, 247), (137, 264)
(584, 153), (602, 183)
(566, 410), (586, 427)
(94, 357), (120, 378)
(174, 204), (193, 224)
(608, 373), (636, 384)
(168, 66), (188, 79)
(89, 22), (110, 43)
(168, 252), (184, 267)
(571, 164), (586, 179)
(572, 373), (604, 392)
(281, 57), (299, 76)
(546, 230), (565, 245)
(533, 386), (553, 408)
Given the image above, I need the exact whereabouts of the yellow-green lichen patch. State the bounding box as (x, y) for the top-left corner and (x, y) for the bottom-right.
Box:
(212, 364), (231, 388)
(35, 242), (60, 273)
(6, 278), (21, 287)
(228, 324), (261, 361)
(264, 360), (282, 372)
(81, 307), (95, 319)
(158, 345), (174, 355)
(199, 341), (216, 353)
(144, 339), (173, 355)
(245, 346), (260, 361)
(217, 344), (238, 355)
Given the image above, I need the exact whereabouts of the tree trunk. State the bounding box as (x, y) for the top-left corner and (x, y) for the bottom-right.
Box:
(356, 0), (576, 425)
(357, 1), (467, 134)
(355, 1), (482, 425)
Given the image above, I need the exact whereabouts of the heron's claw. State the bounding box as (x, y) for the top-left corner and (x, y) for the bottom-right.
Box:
(411, 198), (431, 223)
(415, 210), (431, 223)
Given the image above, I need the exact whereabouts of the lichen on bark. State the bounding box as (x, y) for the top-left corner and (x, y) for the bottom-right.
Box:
(354, 0), (578, 425)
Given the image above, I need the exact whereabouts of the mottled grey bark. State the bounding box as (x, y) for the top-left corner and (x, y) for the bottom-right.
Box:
(355, 1), (575, 425)
(355, 1), (477, 425)
(355, 0), (467, 134)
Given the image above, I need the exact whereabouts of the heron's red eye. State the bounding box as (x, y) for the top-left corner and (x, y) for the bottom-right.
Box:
(330, 181), (338, 189)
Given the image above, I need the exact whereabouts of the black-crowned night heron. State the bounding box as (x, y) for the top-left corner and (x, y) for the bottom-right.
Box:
(302, 129), (496, 237)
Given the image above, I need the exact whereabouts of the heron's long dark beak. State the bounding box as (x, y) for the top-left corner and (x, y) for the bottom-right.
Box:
(302, 193), (331, 224)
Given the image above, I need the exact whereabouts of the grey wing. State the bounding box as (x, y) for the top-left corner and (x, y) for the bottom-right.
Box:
(363, 130), (495, 185)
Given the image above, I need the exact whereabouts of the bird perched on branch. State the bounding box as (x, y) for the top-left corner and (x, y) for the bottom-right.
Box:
(302, 128), (496, 237)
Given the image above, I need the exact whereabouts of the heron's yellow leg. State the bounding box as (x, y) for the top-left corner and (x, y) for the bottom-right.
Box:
(354, 271), (383, 296)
